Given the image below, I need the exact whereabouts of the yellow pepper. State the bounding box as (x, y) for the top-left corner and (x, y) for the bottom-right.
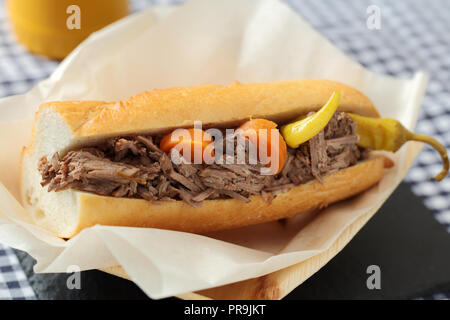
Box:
(348, 113), (449, 181)
(280, 90), (448, 182)
(281, 91), (340, 148)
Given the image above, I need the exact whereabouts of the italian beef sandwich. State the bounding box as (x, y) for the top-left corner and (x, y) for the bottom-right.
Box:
(20, 79), (448, 238)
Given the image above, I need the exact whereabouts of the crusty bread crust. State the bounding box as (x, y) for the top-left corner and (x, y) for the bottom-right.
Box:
(37, 79), (379, 140)
(67, 157), (385, 238)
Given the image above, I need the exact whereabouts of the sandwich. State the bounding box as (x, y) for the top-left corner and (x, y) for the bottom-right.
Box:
(21, 79), (448, 238)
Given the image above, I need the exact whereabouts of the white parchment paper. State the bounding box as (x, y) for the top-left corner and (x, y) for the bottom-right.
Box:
(0, 0), (428, 299)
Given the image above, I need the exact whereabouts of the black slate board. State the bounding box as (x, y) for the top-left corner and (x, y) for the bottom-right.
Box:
(13, 182), (450, 300)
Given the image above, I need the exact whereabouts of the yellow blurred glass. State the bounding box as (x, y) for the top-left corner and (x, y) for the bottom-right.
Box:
(7, 0), (129, 60)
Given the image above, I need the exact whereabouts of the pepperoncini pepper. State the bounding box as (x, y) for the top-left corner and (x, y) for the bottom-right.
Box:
(281, 91), (340, 148)
(348, 113), (449, 181)
(280, 91), (449, 182)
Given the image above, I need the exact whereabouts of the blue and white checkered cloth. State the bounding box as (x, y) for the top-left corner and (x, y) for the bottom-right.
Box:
(0, 247), (35, 299)
(0, 0), (449, 300)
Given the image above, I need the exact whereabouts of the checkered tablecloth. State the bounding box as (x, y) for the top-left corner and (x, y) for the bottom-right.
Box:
(0, 0), (449, 300)
(0, 246), (35, 299)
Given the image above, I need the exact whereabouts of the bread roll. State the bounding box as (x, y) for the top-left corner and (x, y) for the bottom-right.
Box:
(21, 79), (384, 238)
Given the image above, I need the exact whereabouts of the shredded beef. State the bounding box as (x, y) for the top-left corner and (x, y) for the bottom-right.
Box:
(38, 112), (366, 206)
